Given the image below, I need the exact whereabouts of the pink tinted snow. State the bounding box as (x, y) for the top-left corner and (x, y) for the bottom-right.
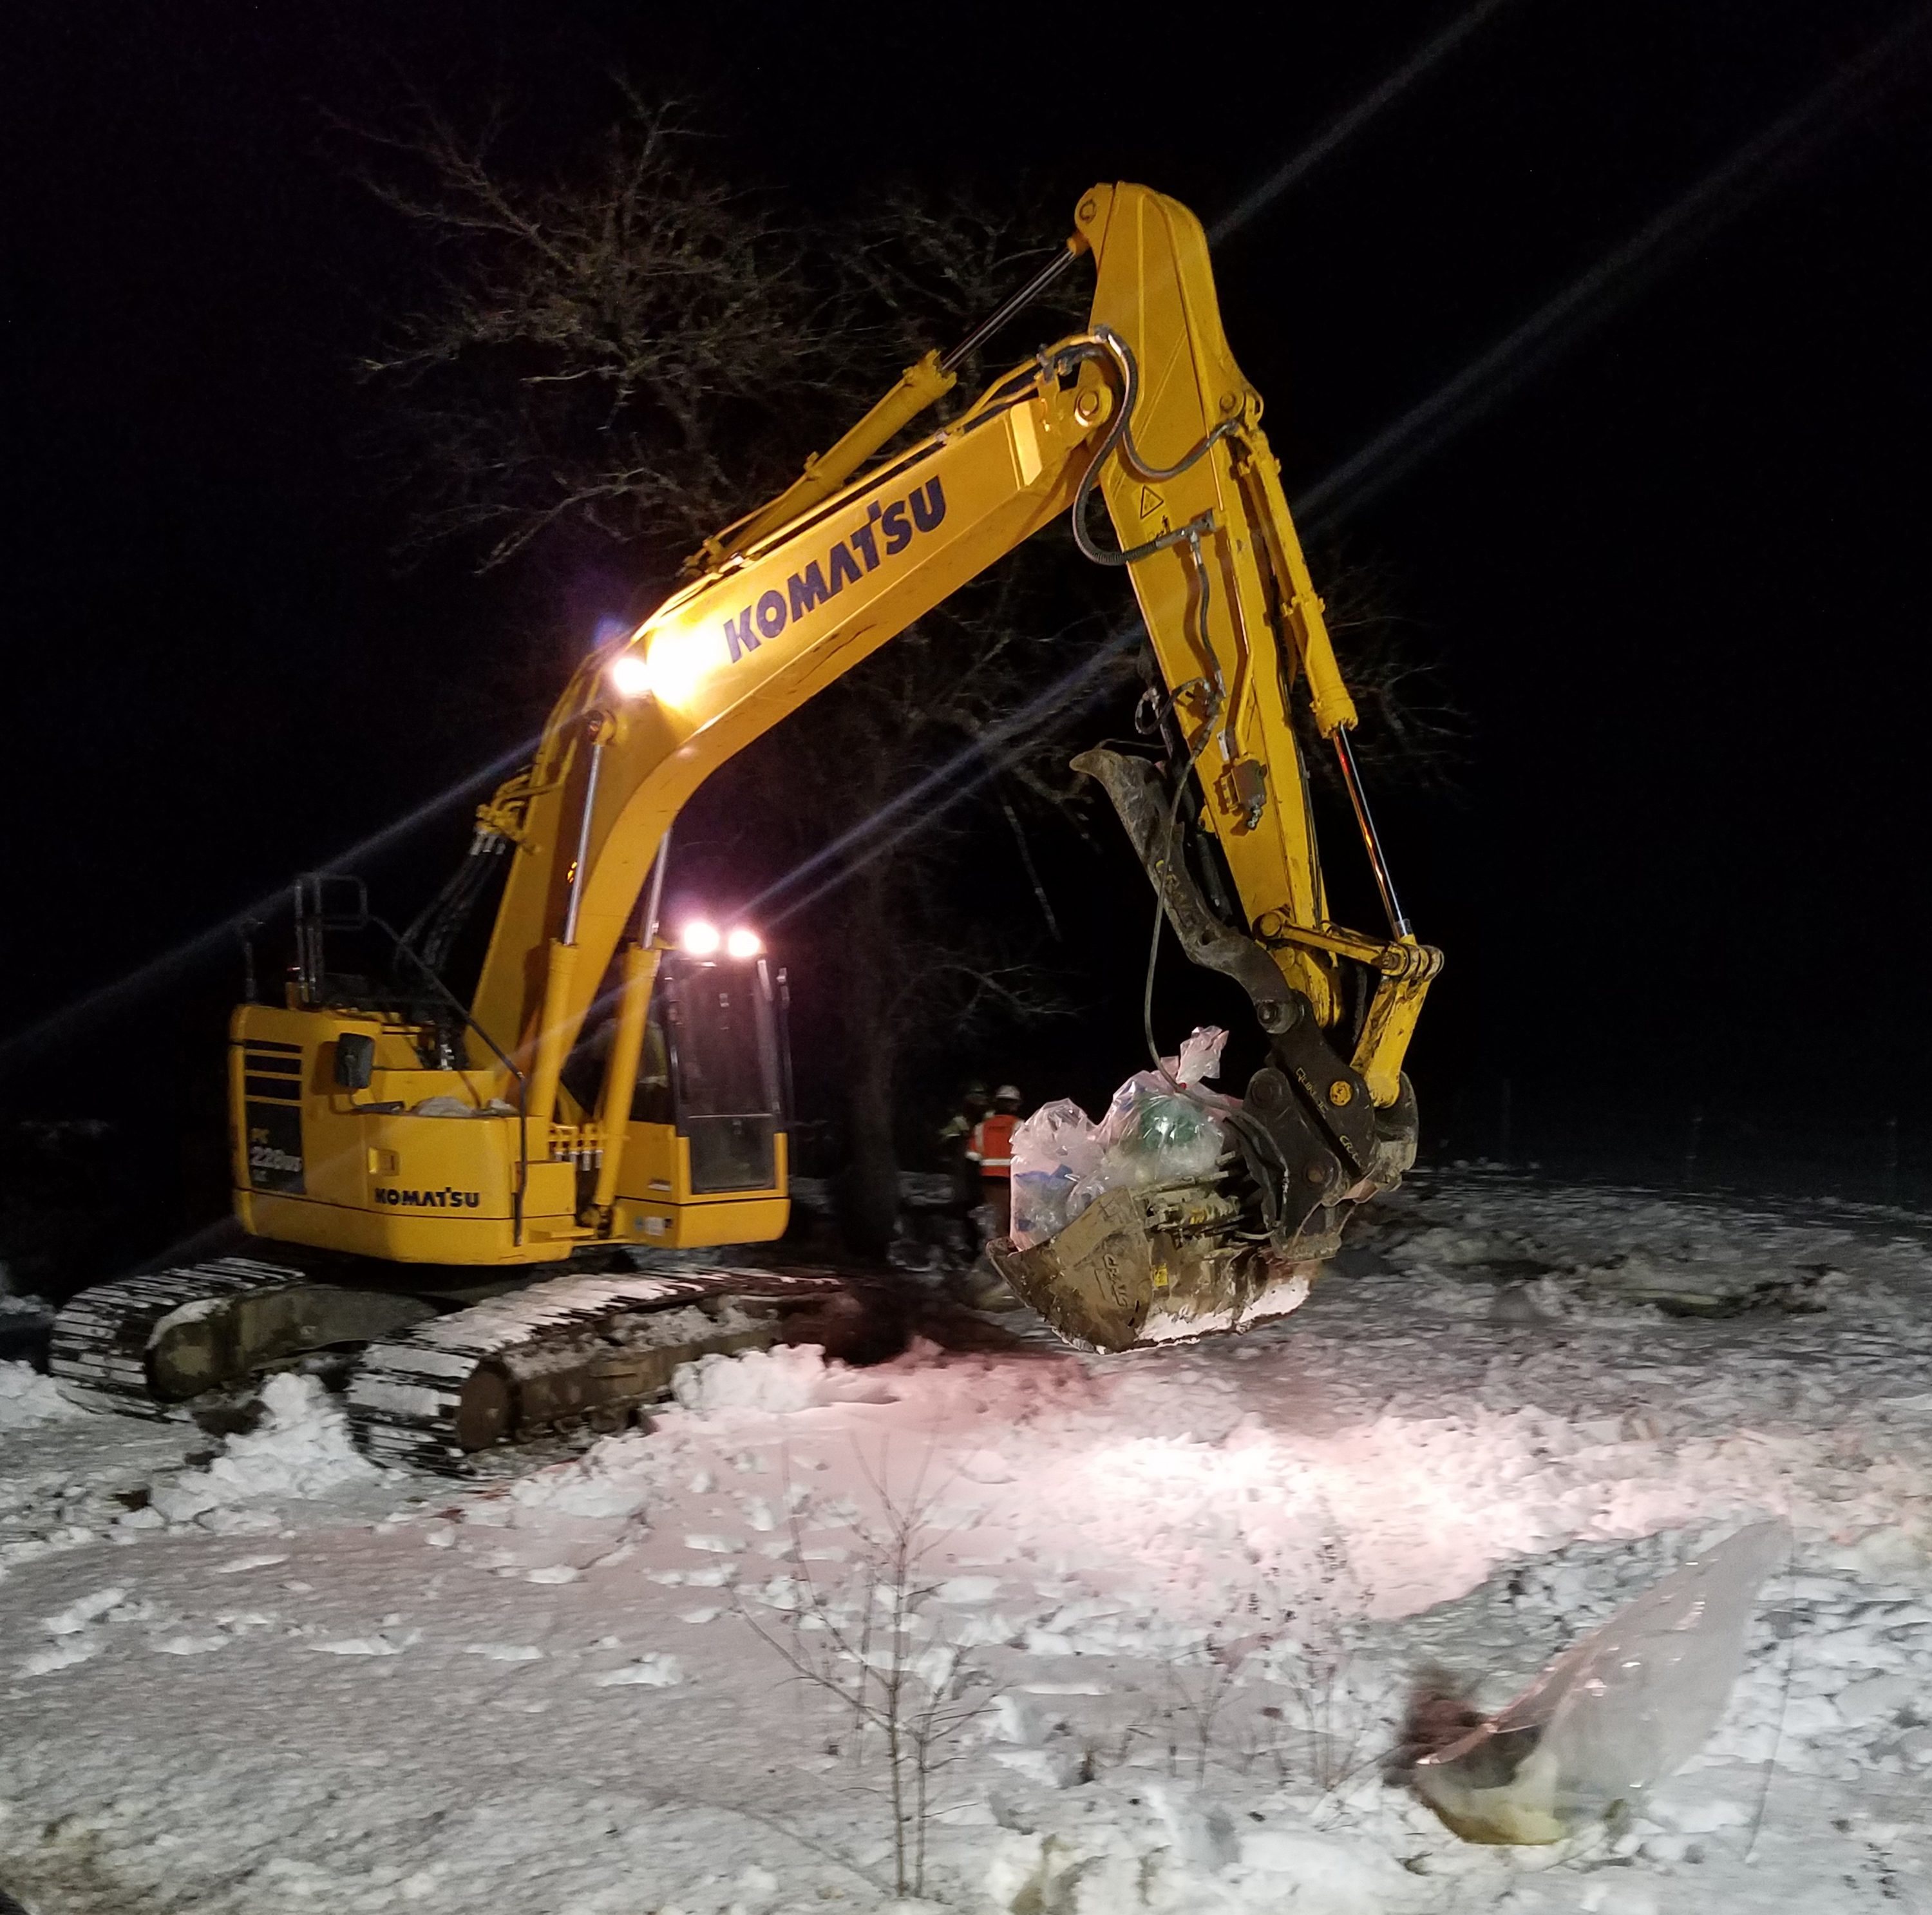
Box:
(4, 1177), (1932, 1912)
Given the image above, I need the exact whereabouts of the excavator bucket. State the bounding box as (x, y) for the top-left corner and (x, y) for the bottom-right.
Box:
(989, 1186), (1325, 1353)
(980, 730), (1433, 1357)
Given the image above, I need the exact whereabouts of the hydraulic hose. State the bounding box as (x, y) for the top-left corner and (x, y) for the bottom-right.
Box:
(1067, 327), (1240, 569)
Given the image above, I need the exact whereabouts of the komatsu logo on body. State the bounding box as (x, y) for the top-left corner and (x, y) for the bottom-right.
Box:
(722, 477), (947, 664)
(375, 1186), (483, 1209)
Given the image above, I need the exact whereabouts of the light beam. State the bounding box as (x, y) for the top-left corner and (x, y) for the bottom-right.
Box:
(1295, 1), (1932, 532)
(741, 5), (1932, 919)
(1209, 0), (1520, 245)
(0, 738), (538, 1073)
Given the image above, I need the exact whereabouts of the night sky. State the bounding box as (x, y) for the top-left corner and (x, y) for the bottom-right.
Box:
(4, 1), (1929, 1255)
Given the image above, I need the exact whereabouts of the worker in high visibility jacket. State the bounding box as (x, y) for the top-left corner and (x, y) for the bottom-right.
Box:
(966, 1084), (1024, 1243)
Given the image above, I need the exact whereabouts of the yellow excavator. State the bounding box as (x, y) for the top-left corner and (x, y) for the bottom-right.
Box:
(51, 182), (1440, 1469)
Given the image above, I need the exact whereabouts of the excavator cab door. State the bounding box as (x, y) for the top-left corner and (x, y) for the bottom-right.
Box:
(664, 953), (786, 1192)
(617, 953), (791, 1247)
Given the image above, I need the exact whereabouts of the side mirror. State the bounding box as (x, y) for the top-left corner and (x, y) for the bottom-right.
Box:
(334, 1032), (375, 1091)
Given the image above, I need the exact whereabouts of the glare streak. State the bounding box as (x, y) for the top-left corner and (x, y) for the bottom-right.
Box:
(762, 638), (1138, 930)
(24, 10), (1920, 1049)
(1209, 0), (1519, 245)
(746, 6), (1932, 919)
(740, 622), (1142, 920)
(1295, 1), (1932, 532)
(0, 738), (537, 1072)
(10, 10), (1522, 1050)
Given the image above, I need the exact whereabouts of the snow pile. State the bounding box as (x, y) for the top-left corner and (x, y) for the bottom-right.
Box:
(497, 1344), (905, 1520)
(973, 1797), (1427, 1914)
(145, 1373), (379, 1526)
(502, 1433), (675, 1521)
(14, 1583), (142, 1677)
(0, 1358), (79, 1430)
(1367, 1178), (1912, 1324)
(592, 1650), (684, 1687)
(669, 1341), (897, 1415)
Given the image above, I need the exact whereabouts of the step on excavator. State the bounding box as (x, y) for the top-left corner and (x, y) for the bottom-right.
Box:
(52, 183), (1441, 1471)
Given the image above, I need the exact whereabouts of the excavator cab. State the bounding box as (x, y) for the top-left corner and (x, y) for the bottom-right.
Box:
(55, 893), (810, 1459)
(222, 882), (792, 1264)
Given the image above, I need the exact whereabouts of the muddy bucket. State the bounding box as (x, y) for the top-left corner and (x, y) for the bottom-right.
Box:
(989, 1186), (1325, 1352)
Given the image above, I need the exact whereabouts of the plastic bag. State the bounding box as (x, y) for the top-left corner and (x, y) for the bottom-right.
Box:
(1009, 1099), (1104, 1250)
(1091, 1072), (1224, 1177)
(1414, 1521), (1787, 1844)
(1162, 1025), (1228, 1087)
(1062, 1027), (1232, 1224)
(1007, 1029), (1235, 1249)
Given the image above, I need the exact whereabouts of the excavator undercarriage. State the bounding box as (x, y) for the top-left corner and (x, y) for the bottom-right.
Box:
(51, 1252), (852, 1473)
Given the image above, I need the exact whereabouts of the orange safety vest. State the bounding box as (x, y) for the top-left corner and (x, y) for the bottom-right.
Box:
(967, 1112), (1018, 1177)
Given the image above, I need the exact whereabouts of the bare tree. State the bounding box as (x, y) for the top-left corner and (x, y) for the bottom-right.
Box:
(349, 88), (834, 570)
(737, 1453), (991, 1898)
(1298, 552), (1464, 792)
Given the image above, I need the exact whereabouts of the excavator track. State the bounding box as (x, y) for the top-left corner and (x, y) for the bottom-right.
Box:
(53, 1256), (849, 1471)
(49, 1257), (308, 1416)
(346, 1266), (846, 1474)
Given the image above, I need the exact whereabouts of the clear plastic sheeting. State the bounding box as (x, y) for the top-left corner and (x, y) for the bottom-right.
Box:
(1007, 1100), (1105, 1250)
(1164, 1024), (1228, 1088)
(1008, 1028), (1233, 1251)
(1414, 1520), (1788, 1844)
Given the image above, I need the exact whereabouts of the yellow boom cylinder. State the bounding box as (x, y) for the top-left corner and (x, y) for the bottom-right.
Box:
(591, 941), (656, 1212)
(524, 940), (581, 1132)
(690, 350), (958, 572)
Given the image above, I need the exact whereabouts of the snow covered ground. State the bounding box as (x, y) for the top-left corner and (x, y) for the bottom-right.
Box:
(3, 1170), (1931, 1914)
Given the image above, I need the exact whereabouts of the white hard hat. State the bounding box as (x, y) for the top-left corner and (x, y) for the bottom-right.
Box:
(994, 1083), (1021, 1103)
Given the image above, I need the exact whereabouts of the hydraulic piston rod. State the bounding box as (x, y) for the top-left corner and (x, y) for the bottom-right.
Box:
(940, 237), (1087, 374)
(1333, 726), (1412, 942)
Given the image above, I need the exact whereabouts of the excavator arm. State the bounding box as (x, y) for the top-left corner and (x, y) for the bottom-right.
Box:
(1070, 182), (1439, 1113)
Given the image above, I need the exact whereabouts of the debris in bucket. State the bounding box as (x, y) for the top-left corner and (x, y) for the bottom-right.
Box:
(1009, 1027), (1233, 1250)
